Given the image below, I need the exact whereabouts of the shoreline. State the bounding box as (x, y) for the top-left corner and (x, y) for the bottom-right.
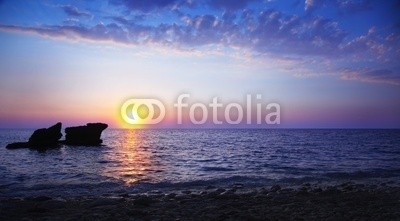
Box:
(1, 182), (399, 220)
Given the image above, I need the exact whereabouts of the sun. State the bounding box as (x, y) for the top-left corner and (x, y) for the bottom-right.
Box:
(117, 103), (150, 129)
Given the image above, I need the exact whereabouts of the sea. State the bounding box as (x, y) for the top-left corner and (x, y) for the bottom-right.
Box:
(0, 129), (399, 197)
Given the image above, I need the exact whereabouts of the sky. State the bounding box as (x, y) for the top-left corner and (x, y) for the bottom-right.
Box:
(0, 0), (399, 128)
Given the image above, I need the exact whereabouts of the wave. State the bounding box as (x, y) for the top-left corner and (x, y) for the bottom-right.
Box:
(201, 166), (236, 172)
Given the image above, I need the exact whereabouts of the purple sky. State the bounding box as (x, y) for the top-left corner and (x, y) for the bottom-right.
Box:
(0, 0), (399, 128)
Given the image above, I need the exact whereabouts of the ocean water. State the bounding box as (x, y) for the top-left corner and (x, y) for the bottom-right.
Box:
(0, 129), (399, 197)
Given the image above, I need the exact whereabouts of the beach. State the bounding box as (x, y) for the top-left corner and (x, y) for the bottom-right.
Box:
(1, 182), (399, 220)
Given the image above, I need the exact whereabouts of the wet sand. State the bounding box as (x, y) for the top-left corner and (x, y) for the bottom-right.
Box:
(1, 182), (399, 220)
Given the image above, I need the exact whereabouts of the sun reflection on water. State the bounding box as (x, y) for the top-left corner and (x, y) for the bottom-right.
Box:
(103, 129), (154, 185)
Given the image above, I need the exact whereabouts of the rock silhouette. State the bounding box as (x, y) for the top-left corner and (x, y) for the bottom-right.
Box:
(28, 122), (62, 146)
(5, 122), (108, 150)
(64, 123), (108, 145)
(5, 142), (30, 150)
(6, 122), (62, 150)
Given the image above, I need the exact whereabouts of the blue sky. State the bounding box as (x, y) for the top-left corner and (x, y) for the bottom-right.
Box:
(0, 0), (399, 128)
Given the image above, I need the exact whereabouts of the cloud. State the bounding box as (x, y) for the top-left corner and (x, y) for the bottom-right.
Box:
(341, 27), (390, 61)
(248, 11), (347, 56)
(0, 7), (393, 61)
(107, 15), (145, 26)
(335, 0), (371, 12)
(305, 0), (371, 13)
(61, 5), (91, 17)
(109, 0), (189, 12)
(0, 11), (349, 57)
(340, 68), (400, 85)
(305, 0), (319, 11)
(109, 0), (257, 12)
(0, 23), (130, 44)
(208, 0), (256, 11)
(0, 1), (399, 86)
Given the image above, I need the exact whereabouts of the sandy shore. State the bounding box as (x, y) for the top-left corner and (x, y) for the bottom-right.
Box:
(1, 182), (399, 220)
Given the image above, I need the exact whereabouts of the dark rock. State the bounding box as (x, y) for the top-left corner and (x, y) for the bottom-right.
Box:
(30, 196), (52, 202)
(6, 142), (30, 149)
(6, 123), (62, 150)
(5, 122), (108, 150)
(216, 188), (226, 193)
(40, 199), (67, 210)
(205, 185), (216, 190)
(232, 183), (244, 189)
(166, 193), (177, 199)
(270, 185), (281, 192)
(208, 188), (226, 198)
(88, 198), (119, 208)
(297, 187), (309, 196)
(27, 207), (48, 213)
(312, 187), (323, 193)
(28, 122), (62, 146)
(182, 190), (192, 194)
(64, 123), (108, 145)
(133, 195), (156, 206)
(220, 189), (236, 197)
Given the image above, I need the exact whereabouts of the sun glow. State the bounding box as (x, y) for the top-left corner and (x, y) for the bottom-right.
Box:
(117, 103), (150, 129)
